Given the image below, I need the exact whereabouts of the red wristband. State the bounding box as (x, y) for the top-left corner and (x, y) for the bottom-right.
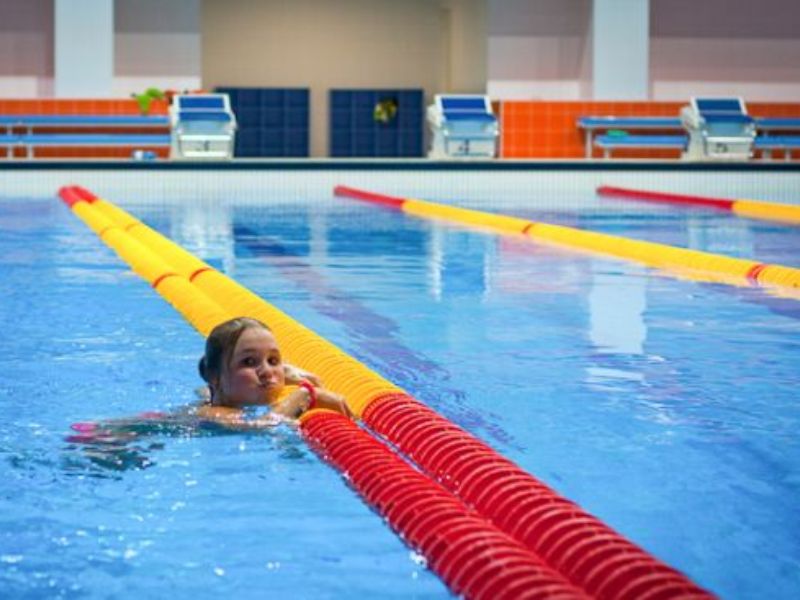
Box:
(298, 380), (317, 410)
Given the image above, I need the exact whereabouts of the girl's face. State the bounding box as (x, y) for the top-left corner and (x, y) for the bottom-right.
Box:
(218, 327), (285, 406)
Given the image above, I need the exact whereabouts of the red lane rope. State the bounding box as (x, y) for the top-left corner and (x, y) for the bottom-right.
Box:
(300, 411), (590, 600)
(333, 185), (406, 209)
(73, 185), (99, 203)
(362, 393), (712, 599)
(57, 186), (86, 208)
(597, 186), (736, 210)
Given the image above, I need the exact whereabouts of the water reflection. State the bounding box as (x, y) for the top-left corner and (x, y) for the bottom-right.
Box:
(233, 222), (519, 448)
(589, 264), (647, 357)
(585, 261), (650, 395)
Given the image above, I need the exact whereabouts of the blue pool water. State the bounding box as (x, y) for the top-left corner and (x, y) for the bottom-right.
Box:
(1, 187), (799, 598)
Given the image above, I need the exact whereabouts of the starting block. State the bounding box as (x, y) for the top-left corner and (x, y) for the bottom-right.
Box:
(169, 94), (237, 160)
(427, 95), (498, 159)
(681, 97), (755, 160)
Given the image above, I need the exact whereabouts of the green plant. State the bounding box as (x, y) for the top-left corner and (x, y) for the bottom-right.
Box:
(132, 87), (166, 115)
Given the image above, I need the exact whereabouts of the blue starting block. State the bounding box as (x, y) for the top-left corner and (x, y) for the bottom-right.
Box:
(426, 95), (498, 159)
(680, 97), (756, 160)
(169, 94), (237, 160)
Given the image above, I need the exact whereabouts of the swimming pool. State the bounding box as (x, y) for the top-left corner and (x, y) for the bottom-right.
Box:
(1, 173), (799, 598)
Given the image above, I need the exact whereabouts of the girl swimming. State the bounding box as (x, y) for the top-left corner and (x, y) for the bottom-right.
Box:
(66, 317), (351, 471)
(195, 316), (352, 426)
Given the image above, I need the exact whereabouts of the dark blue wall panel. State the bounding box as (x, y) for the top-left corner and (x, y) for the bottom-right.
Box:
(216, 87), (309, 157)
(329, 89), (424, 158)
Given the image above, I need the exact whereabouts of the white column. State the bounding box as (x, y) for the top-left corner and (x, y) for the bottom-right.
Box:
(592, 0), (649, 99)
(54, 0), (114, 97)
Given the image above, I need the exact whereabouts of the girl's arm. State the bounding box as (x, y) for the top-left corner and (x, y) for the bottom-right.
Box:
(272, 385), (353, 419)
(194, 405), (283, 429)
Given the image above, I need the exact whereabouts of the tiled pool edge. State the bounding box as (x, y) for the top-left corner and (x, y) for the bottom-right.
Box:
(2, 159), (799, 206)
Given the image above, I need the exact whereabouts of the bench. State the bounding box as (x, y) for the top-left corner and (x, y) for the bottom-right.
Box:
(577, 117), (682, 158)
(579, 113), (800, 160)
(0, 114), (170, 159)
(753, 118), (800, 160)
(0, 114), (169, 133)
(594, 134), (687, 158)
(757, 118), (800, 132)
(754, 135), (800, 161)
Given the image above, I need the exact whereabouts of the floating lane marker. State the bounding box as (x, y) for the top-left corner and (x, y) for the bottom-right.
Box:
(597, 185), (800, 226)
(60, 185), (713, 599)
(58, 187), (230, 336)
(334, 185), (800, 297)
(59, 185), (596, 599)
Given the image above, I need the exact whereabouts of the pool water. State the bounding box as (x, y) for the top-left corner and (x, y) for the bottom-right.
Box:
(1, 188), (799, 599)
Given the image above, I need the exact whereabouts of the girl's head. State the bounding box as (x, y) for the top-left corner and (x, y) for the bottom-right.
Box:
(198, 317), (285, 407)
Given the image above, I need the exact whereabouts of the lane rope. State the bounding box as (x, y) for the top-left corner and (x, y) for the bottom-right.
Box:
(59, 185), (713, 599)
(334, 185), (800, 296)
(57, 185), (590, 599)
(597, 185), (800, 226)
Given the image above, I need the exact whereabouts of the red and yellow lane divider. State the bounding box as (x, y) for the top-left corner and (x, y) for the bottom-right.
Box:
(598, 185), (800, 226)
(334, 185), (800, 295)
(302, 412), (592, 600)
(64, 185), (401, 417)
(60, 185), (593, 600)
(59, 185), (712, 599)
(364, 394), (715, 600)
(59, 187), (230, 335)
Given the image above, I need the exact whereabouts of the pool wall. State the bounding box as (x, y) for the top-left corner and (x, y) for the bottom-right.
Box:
(1, 161), (800, 207)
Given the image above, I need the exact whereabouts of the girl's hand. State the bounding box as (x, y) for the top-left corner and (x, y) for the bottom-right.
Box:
(283, 363), (322, 387)
(272, 385), (354, 420)
(313, 388), (354, 419)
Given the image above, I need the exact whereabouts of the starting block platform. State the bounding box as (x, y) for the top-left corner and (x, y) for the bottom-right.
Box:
(169, 94), (237, 160)
(680, 97), (756, 160)
(427, 95), (498, 159)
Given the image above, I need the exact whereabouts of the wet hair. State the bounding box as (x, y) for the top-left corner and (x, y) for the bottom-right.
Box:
(198, 317), (272, 394)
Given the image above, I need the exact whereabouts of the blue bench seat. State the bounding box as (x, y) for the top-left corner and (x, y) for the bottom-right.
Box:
(578, 112), (800, 160)
(0, 113), (171, 159)
(0, 115), (169, 128)
(577, 117), (684, 157)
(16, 134), (169, 145)
(595, 134), (687, 158)
(0, 133), (170, 158)
(755, 136), (800, 148)
(578, 117), (682, 129)
(754, 135), (800, 160)
(756, 118), (800, 131)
